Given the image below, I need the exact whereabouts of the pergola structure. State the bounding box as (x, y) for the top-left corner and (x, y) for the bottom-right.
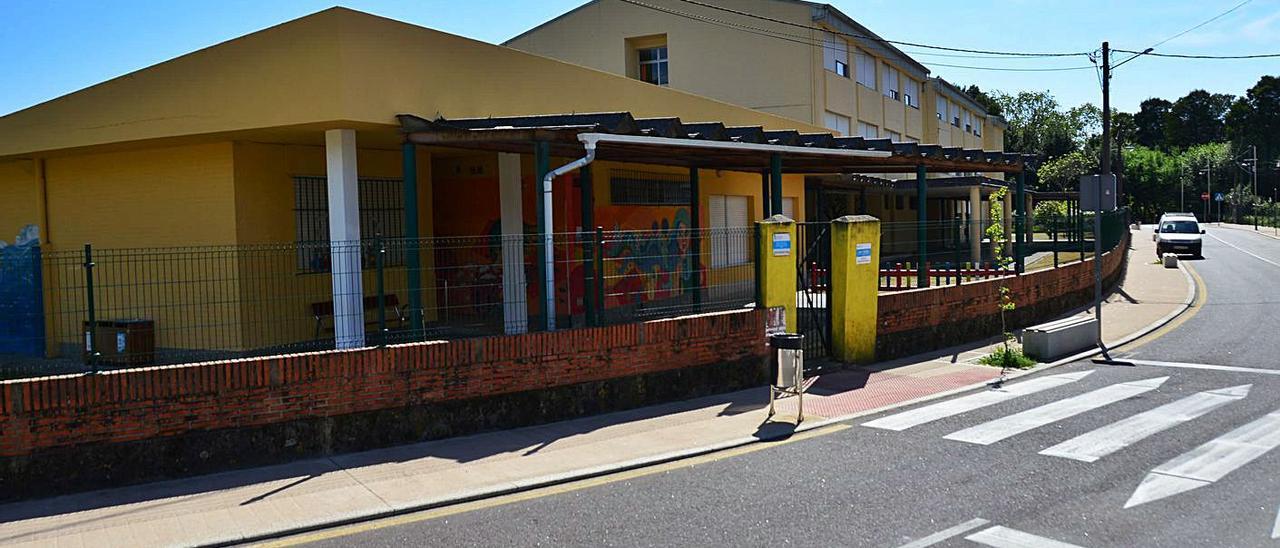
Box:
(395, 112), (1037, 331)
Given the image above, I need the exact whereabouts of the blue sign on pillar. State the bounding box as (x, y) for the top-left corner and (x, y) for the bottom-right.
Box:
(1214, 193), (1224, 202)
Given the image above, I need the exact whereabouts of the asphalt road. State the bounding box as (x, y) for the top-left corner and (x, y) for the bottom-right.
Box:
(294, 226), (1280, 548)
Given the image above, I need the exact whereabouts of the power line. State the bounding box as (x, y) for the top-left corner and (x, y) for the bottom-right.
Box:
(1148, 0), (1254, 50)
(663, 0), (1092, 58)
(1113, 0), (1256, 69)
(616, 0), (1095, 72)
(1113, 49), (1280, 59)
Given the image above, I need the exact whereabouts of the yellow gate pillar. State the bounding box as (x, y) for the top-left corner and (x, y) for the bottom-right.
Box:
(756, 215), (797, 333)
(831, 215), (881, 363)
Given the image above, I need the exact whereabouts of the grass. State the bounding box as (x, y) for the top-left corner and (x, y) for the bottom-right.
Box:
(978, 345), (1037, 370)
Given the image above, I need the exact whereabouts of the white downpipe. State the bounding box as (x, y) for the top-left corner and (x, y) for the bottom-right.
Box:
(541, 140), (598, 331)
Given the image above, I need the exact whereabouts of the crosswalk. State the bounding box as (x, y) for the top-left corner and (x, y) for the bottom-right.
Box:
(862, 370), (1280, 510)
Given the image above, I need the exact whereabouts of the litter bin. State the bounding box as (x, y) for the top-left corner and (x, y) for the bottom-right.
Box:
(84, 319), (155, 367)
(767, 333), (805, 423)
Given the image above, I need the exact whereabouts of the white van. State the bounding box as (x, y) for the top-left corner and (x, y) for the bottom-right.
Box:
(1154, 213), (1204, 258)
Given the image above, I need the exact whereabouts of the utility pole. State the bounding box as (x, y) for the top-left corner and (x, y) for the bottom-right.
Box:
(1095, 41), (1109, 351)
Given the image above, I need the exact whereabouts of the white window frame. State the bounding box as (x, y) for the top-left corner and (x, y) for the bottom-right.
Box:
(709, 195), (750, 268)
(882, 63), (900, 101)
(903, 78), (919, 108)
(823, 111), (851, 135)
(637, 45), (669, 86)
(855, 50), (876, 88)
(823, 33), (850, 78)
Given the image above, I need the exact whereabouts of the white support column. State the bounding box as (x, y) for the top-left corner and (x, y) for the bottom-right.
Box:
(325, 129), (365, 349)
(968, 185), (982, 264)
(498, 153), (528, 334)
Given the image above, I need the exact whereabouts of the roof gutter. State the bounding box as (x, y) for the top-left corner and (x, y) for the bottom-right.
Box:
(578, 133), (893, 159)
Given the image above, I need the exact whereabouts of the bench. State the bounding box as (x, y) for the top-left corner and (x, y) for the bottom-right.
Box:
(1022, 316), (1098, 362)
(311, 294), (407, 339)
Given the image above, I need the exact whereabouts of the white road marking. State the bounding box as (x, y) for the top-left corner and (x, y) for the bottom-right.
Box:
(862, 371), (1093, 431)
(965, 525), (1087, 548)
(944, 377), (1169, 446)
(1040, 384), (1251, 462)
(895, 518), (991, 548)
(1272, 504), (1279, 539)
(1205, 232), (1280, 269)
(1125, 409), (1280, 508)
(1111, 358), (1280, 376)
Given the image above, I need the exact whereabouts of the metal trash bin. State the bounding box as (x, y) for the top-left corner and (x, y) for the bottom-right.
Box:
(767, 333), (805, 423)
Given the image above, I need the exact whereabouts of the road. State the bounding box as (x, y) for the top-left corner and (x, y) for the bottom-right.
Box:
(291, 226), (1280, 548)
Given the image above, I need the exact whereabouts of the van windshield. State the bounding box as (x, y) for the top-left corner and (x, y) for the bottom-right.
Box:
(1161, 221), (1199, 234)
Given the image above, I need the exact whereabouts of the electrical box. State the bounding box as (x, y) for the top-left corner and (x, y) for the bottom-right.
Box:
(1079, 174), (1117, 211)
(84, 319), (155, 366)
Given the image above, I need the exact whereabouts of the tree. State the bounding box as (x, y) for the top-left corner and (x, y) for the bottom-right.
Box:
(991, 90), (1084, 171)
(1036, 150), (1095, 192)
(1165, 90), (1234, 149)
(1122, 146), (1182, 222)
(1225, 76), (1280, 199)
(1133, 98), (1172, 149)
(964, 85), (1003, 116)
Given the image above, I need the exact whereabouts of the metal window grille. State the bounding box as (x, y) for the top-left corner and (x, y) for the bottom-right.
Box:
(610, 169), (690, 205)
(294, 176), (405, 272)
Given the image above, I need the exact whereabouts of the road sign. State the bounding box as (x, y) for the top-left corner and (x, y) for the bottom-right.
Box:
(1202, 192), (1211, 201)
(1215, 193), (1225, 202)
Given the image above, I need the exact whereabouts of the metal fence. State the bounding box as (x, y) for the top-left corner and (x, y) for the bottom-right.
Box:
(0, 227), (757, 379)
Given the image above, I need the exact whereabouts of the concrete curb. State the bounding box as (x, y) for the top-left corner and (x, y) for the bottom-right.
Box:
(224, 239), (1199, 547)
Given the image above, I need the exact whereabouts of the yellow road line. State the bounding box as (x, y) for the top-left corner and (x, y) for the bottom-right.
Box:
(1119, 261), (1206, 353)
(256, 423), (851, 547)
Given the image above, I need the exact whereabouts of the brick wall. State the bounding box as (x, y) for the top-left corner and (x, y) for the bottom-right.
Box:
(876, 235), (1129, 359)
(0, 309), (766, 499)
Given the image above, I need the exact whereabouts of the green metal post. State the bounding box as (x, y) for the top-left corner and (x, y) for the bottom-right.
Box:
(401, 141), (423, 334)
(952, 216), (962, 285)
(1015, 170), (1026, 274)
(689, 167), (702, 311)
(916, 164), (928, 288)
(770, 153), (784, 217)
(580, 165), (596, 326)
(83, 243), (97, 372)
(533, 141), (551, 331)
(754, 224), (763, 307)
(376, 234), (386, 345)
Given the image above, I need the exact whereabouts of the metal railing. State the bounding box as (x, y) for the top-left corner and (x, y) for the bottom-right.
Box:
(0, 227), (757, 379)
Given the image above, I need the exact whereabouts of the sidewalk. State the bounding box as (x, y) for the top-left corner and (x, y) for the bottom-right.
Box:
(0, 230), (1193, 548)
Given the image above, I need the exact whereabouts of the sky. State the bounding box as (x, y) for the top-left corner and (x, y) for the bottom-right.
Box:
(1, 0), (1278, 117)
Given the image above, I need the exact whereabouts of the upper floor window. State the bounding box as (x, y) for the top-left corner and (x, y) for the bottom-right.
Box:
(882, 63), (900, 101)
(964, 110), (973, 133)
(903, 79), (920, 108)
(950, 101), (961, 127)
(822, 33), (850, 78)
(886, 130), (902, 141)
(855, 51), (876, 88)
(936, 96), (946, 121)
(638, 46), (668, 86)
(824, 111), (851, 135)
(974, 118), (983, 137)
(857, 121), (879, 139)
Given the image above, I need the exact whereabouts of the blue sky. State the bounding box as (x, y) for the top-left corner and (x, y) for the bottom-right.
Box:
(2, 0), (1277, 117)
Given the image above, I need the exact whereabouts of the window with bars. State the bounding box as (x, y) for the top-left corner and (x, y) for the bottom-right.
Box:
(294, 176), (405, 272)
(609, 169), (691, 205)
